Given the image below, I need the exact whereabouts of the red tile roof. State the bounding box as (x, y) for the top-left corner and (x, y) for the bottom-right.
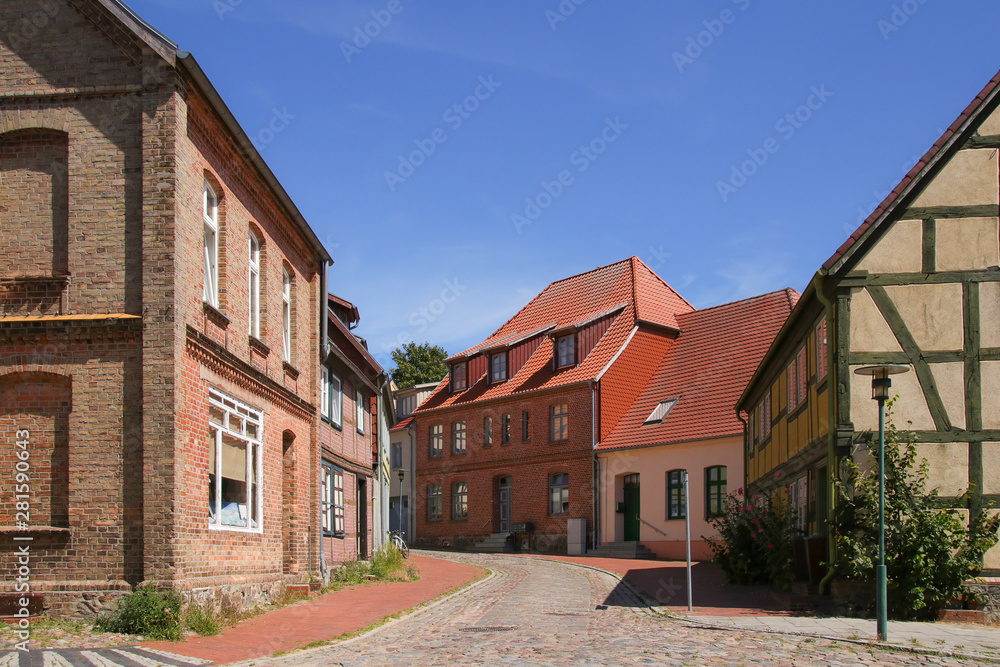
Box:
(597, 289), (796, 451)
(822, 68), (1000, 273)
(415, 257), (694, 414)
(389, 415), (414, 433)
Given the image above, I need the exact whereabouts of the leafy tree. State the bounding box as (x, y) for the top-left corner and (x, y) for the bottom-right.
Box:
(834, 400), (1000, 620)
(390, 342), (448, 389)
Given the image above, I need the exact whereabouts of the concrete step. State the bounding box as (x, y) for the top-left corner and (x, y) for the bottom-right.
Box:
(589, 541), (657, 559)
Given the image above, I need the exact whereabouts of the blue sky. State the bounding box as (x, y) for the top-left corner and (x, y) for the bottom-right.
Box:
(131, 0), (1000, 369)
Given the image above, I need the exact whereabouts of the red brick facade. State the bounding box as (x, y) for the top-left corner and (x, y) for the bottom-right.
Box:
(0, 0), (330, 617)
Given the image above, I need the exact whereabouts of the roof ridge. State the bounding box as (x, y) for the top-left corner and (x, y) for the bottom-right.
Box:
(547, 257), (632, 286)
(685, 288), (798, 316)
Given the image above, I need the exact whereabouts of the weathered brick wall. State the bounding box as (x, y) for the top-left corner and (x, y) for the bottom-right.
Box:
(414, 387), (595, 552)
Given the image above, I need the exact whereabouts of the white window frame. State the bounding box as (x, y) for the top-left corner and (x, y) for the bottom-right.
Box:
(282, 269), (292, 362)
(452, 420), (466, 454)
(356, 389), (365, 434)
(327, 371), (342, 427)
(321, 463), (333, 534)
(203, 181), (219, 307)
(208, 388), (263, 533)
(429, 424), (443, 458)
(248, 232), (261, 338)
(321, 367), (330, 419)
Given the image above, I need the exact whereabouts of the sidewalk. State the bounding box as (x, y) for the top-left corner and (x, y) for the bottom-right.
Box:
(140, 553), (484, 664)
(531, 552), (1000, 662)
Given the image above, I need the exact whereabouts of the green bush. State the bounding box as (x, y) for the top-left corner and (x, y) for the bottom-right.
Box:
(95, 585), (183, 640)
(331, 543), (413, 587)
(184, 604), (221, 636)
(835, 401), (1000, 620)
(707, 490), (796, 589)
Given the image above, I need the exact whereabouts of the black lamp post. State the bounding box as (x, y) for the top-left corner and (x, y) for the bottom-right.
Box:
(853, 363), (909, 642)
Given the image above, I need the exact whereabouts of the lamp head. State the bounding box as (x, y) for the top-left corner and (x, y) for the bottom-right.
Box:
(854, 364), (910, 401)
(398, 469), (405, 482)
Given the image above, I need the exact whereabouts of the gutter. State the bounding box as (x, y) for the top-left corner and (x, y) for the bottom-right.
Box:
(812, 270), (839, 596)
(175, 52), (332, 266)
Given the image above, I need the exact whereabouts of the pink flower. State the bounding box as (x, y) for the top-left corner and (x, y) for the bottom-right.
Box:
(737, 487), (744, 496)
(776, 471), (782, 479)
(768, 544), (773, 549)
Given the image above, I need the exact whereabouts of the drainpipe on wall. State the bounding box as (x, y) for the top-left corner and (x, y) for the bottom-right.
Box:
(813, 270), (838, 597)
(318, 260), (329, 582)
(736, 410), (749, 498)
(590, 379), (598, 551)
(408, 419), (416, 541)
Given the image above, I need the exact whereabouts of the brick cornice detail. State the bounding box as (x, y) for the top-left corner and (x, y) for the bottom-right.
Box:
(185, 324), (314, 420)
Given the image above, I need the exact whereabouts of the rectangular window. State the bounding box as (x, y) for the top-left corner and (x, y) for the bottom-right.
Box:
(427, 484), (442, 521)
(356, 389), (365, 434)
(321, 367), (329, 419)
(203, 181), (219, 307)
(755, 392), (772, 444)
(327, 372), (342, 427)
(483, 416), (492, 447)
(705, 466), (727, 519)
(549, 472), (569, 515)
(332, 466), (345, 535)
(666, 469), (687, 520)
(452, 363), (467, 391)
(501, 414), (511, 444)
(452, 421), (466, 454)
(522, 410), (530, 441)
(208, 389), (262, 531)
(451, 482), (468, 520)
(282, 269), (292, 362)
(429, 424), (443, 458)
(490, 352), (507, 383)
(321, 464), (332, 534)
(248, 233), (260, 338)
(390, 442), (403, 469)
(815, 318), (828, 380)
(550, 403), (568, 442)
(787, 347), (808, 411)
(556, 335), (575, 368)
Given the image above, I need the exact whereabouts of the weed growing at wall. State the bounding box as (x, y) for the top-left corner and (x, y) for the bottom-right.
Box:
(94, 585), (183, 640)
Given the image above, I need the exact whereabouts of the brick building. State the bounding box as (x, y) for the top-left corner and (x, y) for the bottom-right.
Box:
(412, 257), (695, 552)
(319, 294), (393, 571)
(0, 0), (331, 616)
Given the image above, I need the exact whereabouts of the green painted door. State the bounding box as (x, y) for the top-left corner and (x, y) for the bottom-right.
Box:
(624, 474), (640, 541)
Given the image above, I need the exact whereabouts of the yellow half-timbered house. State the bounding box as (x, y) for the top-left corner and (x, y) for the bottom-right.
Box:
(738, 68), (1000, 589)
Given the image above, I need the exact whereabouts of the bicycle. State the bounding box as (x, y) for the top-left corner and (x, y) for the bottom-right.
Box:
(389, 530), (409, 558)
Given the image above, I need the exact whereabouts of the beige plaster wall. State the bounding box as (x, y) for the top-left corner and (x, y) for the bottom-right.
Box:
(977, 105), (1000, 136)
(850, 363), (933, 432)
(855, 219), (923, 274)
(983, 282), (1000, 349)
(982, 443), (1000, 495)
(598, 435), (743, 554)
(913, 442), (969, 497)
(982, 362), (1000, 429)
(930, 362), (966, 431)
(850, 288), (902, 353)
(936, 217), (1000, 272)
(912, 148), (999, 208)
(884, 283), (964, 351)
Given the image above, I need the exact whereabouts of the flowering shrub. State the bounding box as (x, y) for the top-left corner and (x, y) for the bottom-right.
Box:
(706, 489), (796, 589)
(834, 401), (1000, 620)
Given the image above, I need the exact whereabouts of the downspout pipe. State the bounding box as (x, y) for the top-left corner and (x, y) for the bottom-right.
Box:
(736, 410), (749, 498)
(591, 379), (598, 551)
(813, 270), (838, 597)
(318, 260), (329, 583)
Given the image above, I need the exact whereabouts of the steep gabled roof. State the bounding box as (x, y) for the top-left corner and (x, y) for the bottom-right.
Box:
(415, 257), (694, 414)
(823, 68), (1000, 275)
(598, 289), (796, 451)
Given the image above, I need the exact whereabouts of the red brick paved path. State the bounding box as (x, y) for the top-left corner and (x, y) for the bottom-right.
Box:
(140, 554), (484, 664)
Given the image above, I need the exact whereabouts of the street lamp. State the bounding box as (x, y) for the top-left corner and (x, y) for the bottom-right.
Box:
(397, 468), (405, 540)
(853, 364), (909, 642)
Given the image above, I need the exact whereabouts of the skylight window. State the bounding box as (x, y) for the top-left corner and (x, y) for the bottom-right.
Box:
(644, 399), (678, 425)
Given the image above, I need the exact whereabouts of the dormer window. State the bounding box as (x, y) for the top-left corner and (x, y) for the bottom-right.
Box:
(490, 352), (507, 383)
(452, 362), (467, 391)
(644, 398), (678, 425)
(556, 335), (575, 368)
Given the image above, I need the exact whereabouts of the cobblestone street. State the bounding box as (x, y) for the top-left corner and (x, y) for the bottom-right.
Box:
(234, 553), (985, 666)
